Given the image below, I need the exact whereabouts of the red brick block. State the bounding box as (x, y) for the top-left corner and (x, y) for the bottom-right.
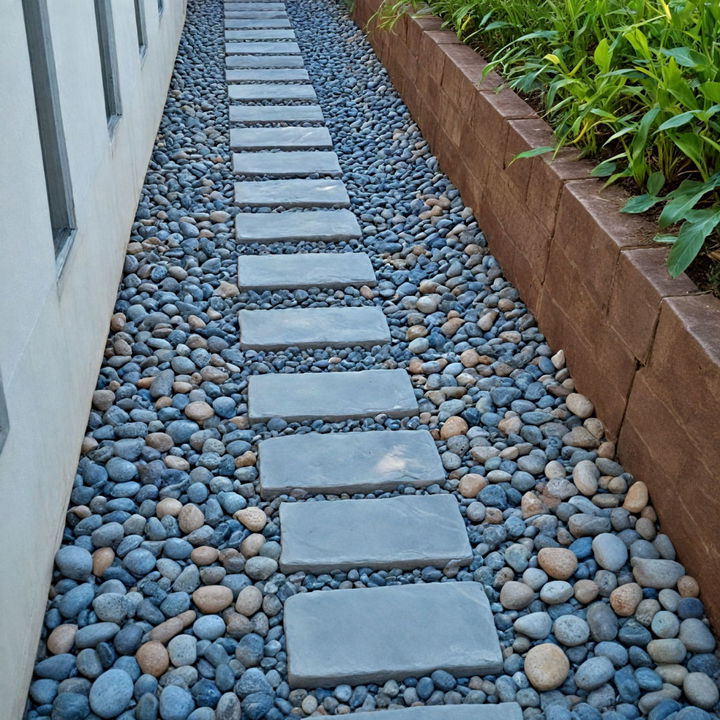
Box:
(553, 180), (655, 311)
(405, 14), (443, 48)
(608, 248), (697, 364)
(504, 119), (556, 203)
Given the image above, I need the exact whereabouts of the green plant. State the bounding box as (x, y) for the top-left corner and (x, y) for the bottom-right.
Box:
(374, 0), (720, 278)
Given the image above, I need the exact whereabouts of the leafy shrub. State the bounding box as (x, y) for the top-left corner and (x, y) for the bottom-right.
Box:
(375, 0), (720, 277)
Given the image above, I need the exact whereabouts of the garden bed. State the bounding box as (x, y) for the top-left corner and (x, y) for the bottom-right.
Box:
(352, 0), (720, 628)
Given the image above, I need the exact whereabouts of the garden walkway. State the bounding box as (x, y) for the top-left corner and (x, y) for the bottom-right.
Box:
(25, 0), (720, 718)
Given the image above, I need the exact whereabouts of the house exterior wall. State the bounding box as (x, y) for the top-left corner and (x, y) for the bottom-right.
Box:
(0, 1), (186, 715)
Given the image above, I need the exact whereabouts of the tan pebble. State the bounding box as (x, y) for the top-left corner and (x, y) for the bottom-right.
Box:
(235, 451), (257, 468)
(635, 598), (661, 626)
(360, 285), (375, 300)
(185, 401), (214, 422)
(236, 586), (263, 616)
(584, 417), (604, 439)
(498, 416), (522, 436)
(192, 585), (233, 613)
(521, 492), (546, 519)
(81, 436), (99, 454)
(572, 460), (599, 496)
(156, 498), (183, 518)
(93, 547), (115, 577)
(641, 505), (657, 522)
(678, 575), (700, 597)
(440, 416), (468, 439)
(150, 610), (196, 643)
(610, 582), (643, 616)
(538, 548), (578, 580)
(137, 377), (153, 389)
(165, 456), (189, 471)
(524, 644), (569, 691)
(190, 546), (218, 566)
(607, 475), (627, 494)
(215, 281), (239, 298)
(623, 481), (649, 513)
(406, 325), (428, 341)
(240, 533), (265, 558)
(146, 432), (174, 451)
(485, 507), (503, 524)
(155, 396), (173, 409)
(110, 313), (126, 331)
(566, 393), (594, 419)
(499, 581), (534, 610)
(441, 317), (464, 336)
(178, 504), (205, 534)
(460, 349), (481, 367)
(225, 612), (253, 638)
(47, 624), (77, 654)
(172, 381), (192, 394)
(597, 441), (615, 458)
(136, 641), (169, 677)
(635, 517), (656, 540)
(234, 507), (267, 532)
(574, 579), (599, 605)
(71, 505), (91, 519)
(656, 664), (688, 686)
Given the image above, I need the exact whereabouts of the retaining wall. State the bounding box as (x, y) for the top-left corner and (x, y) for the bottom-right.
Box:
(352, 0), (720, 627)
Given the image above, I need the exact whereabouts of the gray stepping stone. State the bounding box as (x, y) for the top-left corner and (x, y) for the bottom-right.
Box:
(284, 582), (503, 686)
(229, 105), (324, 123)
(233, 151), (341, 177)
(230, 126), (329, 150)
(239, 306), (390, 350)
(235, 209), (360, 243)
(227, 68), (309, 82)
(225, 11), (289, 19)
(248, 369), (417, 422)
(225, 3), (286, 9)
(229, 84), (317, 102)
(234, 179), (349, 207)
(348, 707), (522, 720)
(225, 29), (296, 39)
(279, 494), (472, 572)
(225, 18), (293, 28)
(227, 54), (303, 68)
(226, 41), (301, 54)
(237, 252), (375, 291)
(258, 429), (442, 497)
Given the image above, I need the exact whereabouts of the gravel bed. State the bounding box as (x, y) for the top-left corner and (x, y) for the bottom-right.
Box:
(25, 0), (720, 718)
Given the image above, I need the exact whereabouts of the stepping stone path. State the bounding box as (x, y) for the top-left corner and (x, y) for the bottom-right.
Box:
(224, 0), (515, 704)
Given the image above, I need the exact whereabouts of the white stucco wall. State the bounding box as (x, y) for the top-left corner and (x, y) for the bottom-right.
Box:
(0, 1), (186, 716)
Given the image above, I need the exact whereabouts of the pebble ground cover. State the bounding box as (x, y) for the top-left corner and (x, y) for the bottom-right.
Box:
(25, 0), (720, 719)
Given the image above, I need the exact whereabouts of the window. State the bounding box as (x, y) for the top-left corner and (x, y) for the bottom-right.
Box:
(0, 370), (8, 454)
(94, 0), (122, 128)
(22, 0), (76, 260)
(134, 0), (148, 55)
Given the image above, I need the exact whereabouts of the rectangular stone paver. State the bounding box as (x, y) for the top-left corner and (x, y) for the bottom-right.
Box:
(227, 54), (304, 68)
(229, 105), (324, 124)
(279, 494), (472, 572)
(226, 68), (309, 83)
(233, 151), (341, 177)
(229, 84), (317, 102)
(248, 369), (417, 422)
(237, 252), (375, 291)
(225, 18), (292, 27)
(258, 429), (443, 497)
(224, 11), (289, 19)
(225, 29), (296, 39)
(349, 707), (523, 720)
(226, 41), (301, 54)
(239, 306), (390, 350)
(225, 3), (286, 9)
(230, 126), (329, 150)
(284, 582), (503, 687)
(234, 179), (349, 207)
(235, 209), (360, 244)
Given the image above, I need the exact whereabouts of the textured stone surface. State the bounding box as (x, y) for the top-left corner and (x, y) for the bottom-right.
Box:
(229, 104), (324, 123)
(225, 10), (289, 18)
(229, 84), (318, 102)
(258, 429), (444, 497)
(248, 369), (418, 422)
(239, 306), (390, 349)
(279, 494), (472, 572)
(225, 29), (296, 39)
(229, 126), (329, 149)
(234, 179), (349, 207)
(226, 68), (309, 82)
(237, 252), (375, 290)
(225, 18), (293, 28)
(235, 209), (360, 243)
(284, 583), (503, 686)
(226, 41), (301, 54)
(347, 707), (522, 720)
(226, 54), (303, 68)
(232, 151), (341, 177)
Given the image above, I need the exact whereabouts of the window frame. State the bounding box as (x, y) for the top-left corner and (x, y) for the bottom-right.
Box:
(94, 0), (122, 131)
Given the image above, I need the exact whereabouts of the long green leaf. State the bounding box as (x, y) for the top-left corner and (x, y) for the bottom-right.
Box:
(666, 210), (720, 276)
